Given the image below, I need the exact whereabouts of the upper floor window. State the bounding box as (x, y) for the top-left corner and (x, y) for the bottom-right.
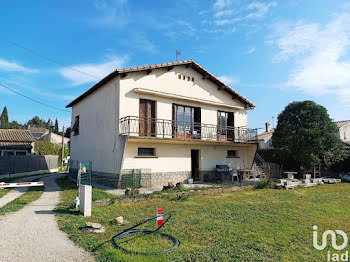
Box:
(72, 115), (80, 136)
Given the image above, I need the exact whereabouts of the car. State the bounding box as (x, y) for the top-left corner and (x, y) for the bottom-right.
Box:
(341, 174), (350, 183)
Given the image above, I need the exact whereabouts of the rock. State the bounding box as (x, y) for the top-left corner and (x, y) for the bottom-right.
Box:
(86, 222), (102, 229)
(115, 216), (124, 225)
(175, 182), (183, 190)
(83, 226), (105, 233)
(168, 182), (175, 189)
(131, 188), (139, 195)
(125, 188), (132, 195)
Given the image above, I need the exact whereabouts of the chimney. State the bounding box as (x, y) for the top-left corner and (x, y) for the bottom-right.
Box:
(265, 122), (270, 132)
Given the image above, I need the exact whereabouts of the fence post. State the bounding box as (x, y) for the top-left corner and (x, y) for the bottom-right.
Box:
(162, 120), (165, 138)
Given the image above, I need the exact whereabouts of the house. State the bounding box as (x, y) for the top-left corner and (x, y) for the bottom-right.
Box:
(28, 126), (69, 146)
(258, 120), (350, 150)
(257, 122), (274, 149)
(66, 60), (258, 188)
(335, 120), (350, 150)
(0, 129), (35, 157)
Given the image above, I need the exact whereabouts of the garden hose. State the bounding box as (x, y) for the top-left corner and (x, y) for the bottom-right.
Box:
(112, 212), (180, 255)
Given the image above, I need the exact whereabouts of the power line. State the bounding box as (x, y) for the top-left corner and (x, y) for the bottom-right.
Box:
(0, 83), (70, 113)
(0, 35), (101, 80)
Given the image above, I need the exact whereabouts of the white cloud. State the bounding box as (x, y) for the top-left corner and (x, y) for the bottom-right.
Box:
(214, 0), (232, 9)
(214, 10), (233, 18)
(270, 13), (350, 105)
(246, 1), (277, 19)
(0, 58), (38, 73)
(245, 47), (256, 54)
(90, 0), (129, 27)
(344, 2), (350, 9)
(218, 76), (239, 85)
(59, 55), (127, 86)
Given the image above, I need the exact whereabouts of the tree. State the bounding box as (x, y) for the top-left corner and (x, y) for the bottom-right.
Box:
(54, 118), (59, 134)
(0, 106), (10, 129)
(272, 101), (347, 171)
(9, 121), (24, 129)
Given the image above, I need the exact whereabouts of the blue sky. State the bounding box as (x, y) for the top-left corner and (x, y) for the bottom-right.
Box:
(0, 0), (349, 131)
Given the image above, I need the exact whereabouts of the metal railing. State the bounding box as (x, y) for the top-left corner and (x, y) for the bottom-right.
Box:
(119, 116), (258, 143)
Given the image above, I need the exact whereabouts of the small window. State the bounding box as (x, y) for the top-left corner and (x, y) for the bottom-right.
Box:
(138, 147), (155, 156)
(192, 77), (194, 82)
(187, 76), (190, 81)
(178, 74), (181, 79)
(72, 115), (80, 136)
(183, 75), (186, 80)
(227, 150), (238, 158)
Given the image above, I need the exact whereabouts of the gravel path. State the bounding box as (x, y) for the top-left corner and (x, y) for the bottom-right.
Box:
(0, 174), (94, 262)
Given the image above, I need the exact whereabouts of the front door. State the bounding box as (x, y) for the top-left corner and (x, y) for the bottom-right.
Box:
(139, 99), (156, 136)
(191, 149), (200, 181)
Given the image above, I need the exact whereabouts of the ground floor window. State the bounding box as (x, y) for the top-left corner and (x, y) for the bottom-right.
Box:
(137, 147), (155, 156)
(227, 150), (238, 158)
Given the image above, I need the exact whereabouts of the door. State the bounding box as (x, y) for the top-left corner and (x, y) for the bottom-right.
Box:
(191, 149), (200, 181)
(139, 99), (156, 136)
(217, 111), (234, 141)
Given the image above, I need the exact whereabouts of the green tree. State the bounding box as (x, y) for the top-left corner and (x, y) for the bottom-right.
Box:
(272, 101), (347, 171)
(0, 106), (10, 129)
(54, 118), (59, 133)
(9, 121), (24, 129)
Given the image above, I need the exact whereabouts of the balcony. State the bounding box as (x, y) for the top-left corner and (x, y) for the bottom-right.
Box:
(119, 116), (258, 144)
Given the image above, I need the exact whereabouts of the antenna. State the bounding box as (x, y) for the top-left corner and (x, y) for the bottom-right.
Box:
(176, 50), (181, 61)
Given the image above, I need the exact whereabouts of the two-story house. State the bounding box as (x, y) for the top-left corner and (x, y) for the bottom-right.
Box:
(66, 60), (258, 188)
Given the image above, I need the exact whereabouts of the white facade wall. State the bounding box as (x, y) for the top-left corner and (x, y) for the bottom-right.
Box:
(119, 66), (248, 127)
(339, 124), (350, 141)
(123, 141), (256, 173)
(70, 79), (126, 174)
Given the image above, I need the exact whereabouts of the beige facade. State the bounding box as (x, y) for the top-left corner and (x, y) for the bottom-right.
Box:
(68, 61), (257, 188)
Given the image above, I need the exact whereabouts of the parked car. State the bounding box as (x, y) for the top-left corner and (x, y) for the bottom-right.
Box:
(341, 174), (350, 183)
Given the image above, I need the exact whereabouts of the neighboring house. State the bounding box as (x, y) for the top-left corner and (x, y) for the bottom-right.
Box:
(0, 129), (35, 157)
(28, 126), (69, 146)
(257, 122), (274, 149)
(335, 120), (350, 150)
(258, 120), (350, 150)
(66, 60), (258, 187)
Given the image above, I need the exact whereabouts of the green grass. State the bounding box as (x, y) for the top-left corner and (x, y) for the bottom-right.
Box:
(0, 185), (44, 215)
(0, 188), (10, 199)
(55, 177), (350, 262)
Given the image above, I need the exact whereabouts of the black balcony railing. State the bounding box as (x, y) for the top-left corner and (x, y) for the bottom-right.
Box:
(119, 116), (258, 143)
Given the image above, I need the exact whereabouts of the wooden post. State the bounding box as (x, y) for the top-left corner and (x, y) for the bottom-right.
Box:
(60, 126), (65, 170)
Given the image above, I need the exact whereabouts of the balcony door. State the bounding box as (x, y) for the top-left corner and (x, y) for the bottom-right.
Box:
(173, 104), (201, 139)
(217, 111), (234, 141)
(139, 99), (156, 136)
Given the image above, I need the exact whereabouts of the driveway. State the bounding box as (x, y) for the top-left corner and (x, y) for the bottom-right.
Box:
(0, 174), (94, 262)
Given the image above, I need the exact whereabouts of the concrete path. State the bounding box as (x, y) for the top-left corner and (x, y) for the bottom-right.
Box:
(0, 174), (94, 262)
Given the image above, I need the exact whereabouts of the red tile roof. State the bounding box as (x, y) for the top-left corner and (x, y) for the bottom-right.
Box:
(0, 129), (35, 148)
(66, 60), (255, 109)
(335, 120), (350, 129)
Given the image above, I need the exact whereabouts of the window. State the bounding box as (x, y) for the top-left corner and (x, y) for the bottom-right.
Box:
(227, 150), (238, 158)
(173, 104), (201, 138)
(72, 115), (80, 136)
(138, 147), (155, 156)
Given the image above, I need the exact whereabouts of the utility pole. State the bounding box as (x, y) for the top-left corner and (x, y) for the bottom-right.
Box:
(60, 126), (65, 170)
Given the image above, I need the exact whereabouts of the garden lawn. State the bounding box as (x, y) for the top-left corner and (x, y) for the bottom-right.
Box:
(55, 177), (350, 262)
(0, 186), (43, 215)
(0, 188), (9, 199)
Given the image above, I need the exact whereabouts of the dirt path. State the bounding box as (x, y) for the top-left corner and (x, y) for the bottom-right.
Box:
(0, 174), (94, 262)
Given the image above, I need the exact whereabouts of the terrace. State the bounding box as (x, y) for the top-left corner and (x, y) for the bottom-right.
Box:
(119, 116), (258, 144)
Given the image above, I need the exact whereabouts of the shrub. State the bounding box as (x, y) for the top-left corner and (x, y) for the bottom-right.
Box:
(255, 179), (278, 189)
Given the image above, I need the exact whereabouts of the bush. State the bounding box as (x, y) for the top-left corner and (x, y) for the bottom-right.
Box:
(255, 179), (278, 189)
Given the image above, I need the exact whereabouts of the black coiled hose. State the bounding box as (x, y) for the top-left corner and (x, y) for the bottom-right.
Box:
(112, 212), (180, 255)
